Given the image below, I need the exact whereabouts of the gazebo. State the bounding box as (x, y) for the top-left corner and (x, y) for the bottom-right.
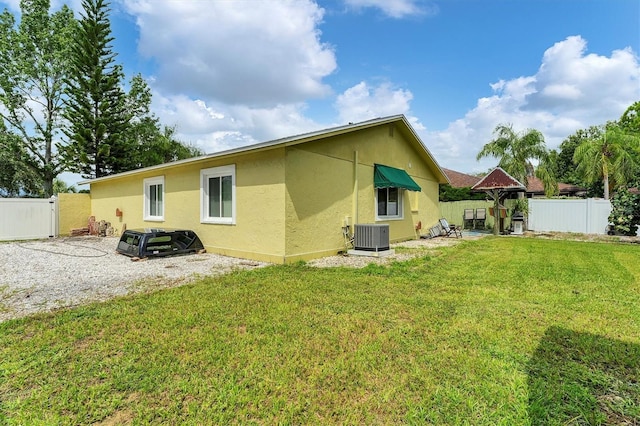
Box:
(471, 167), (526, 235)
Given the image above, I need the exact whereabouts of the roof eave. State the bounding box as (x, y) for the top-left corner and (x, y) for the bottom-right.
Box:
(395, 118), (449, 184)
(80, 114), (449, 185)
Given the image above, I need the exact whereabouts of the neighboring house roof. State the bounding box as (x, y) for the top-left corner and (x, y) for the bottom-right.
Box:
(526, 177), (586, 196)
(442, 168), (481, 188)
(471, 167), (526, 192)
(80, 115), (450, 185)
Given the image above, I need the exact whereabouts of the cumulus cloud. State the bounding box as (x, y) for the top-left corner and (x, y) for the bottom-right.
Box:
(343, 0), (437, 18)
(427, 36), (640, 173)
(123, 0), (336, 107)
(335, 81), (415, 123)
(525, 36), (638, 114)
(151, 92), (322, 154)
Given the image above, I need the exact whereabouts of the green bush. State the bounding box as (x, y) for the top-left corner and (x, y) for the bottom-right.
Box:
(609, 187), (640, 235)
(439, 184), (486, 202)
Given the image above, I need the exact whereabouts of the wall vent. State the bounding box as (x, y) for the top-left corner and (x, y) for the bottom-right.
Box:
(354, 224), (390, 251)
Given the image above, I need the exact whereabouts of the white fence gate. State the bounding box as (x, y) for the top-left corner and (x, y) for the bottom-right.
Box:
(0, 197), (59, 241)
(527, 198), (612, 235)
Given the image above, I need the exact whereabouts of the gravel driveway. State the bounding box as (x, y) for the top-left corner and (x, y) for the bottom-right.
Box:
(0, 236), (267, 323)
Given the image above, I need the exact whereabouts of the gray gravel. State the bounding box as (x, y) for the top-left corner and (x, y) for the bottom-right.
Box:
(0, 236), (267, 322)
(307, 236), (467, 268)
(0, 234), (473, 323)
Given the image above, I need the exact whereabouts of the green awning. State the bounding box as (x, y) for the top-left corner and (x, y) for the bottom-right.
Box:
(374, 164), (421, 192)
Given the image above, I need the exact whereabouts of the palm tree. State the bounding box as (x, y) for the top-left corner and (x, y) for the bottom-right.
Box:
(573, 123), (640, 200)
(52, 178), (77, 195)
(477, 124), (557, 196)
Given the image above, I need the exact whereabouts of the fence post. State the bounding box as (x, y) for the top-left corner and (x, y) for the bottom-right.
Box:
(49, 196), (58, 238)
(585, 198), (592, 234)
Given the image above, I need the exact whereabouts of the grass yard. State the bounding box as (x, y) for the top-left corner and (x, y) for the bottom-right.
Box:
(1, 237), (639, 425)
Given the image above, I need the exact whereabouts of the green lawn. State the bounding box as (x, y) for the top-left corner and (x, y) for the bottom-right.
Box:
(1, 237), (639, 425)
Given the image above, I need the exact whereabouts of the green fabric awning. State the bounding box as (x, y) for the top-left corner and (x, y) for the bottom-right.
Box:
(374, 164), (421, 192)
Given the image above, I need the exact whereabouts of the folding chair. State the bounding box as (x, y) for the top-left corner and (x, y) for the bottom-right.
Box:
(439, 218), (462, 238)
(475, 208), (486, 229)
(429, 225), (441, 238)
(463, 209), (475, 229)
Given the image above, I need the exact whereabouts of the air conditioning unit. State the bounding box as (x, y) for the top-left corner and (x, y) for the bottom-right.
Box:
(354, 224), (390, 251)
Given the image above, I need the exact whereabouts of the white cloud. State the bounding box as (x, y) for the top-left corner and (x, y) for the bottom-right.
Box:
(343, 0), (436, 18)
(426, 36), (640, 173)
(122, 0), (336, 107)
(525, 36), (638, 114)
(335, 81), (415, 123)
(541, 84), (582, 101)
(151, 92), (322, 154)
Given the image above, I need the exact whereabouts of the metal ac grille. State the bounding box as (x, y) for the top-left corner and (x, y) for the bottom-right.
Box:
(354, 224), (390, 251)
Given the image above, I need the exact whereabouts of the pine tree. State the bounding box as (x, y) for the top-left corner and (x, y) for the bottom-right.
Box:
(63, 0), (129, 179)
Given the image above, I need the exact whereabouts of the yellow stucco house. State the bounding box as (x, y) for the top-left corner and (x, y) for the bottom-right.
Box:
(82, 115), (449, 263)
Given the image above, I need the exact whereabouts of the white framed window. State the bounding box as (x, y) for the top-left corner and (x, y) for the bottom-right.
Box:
(201, 164), (236, 224)
(376, 187), (404, 220)
(143, 176), (164, 221)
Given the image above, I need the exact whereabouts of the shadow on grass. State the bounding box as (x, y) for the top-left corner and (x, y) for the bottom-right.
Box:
(528, 326), (640, 425)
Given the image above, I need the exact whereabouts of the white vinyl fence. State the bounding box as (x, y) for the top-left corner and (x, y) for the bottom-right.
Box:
(0, 197), (58, 241)
(527, 198), (611, 235)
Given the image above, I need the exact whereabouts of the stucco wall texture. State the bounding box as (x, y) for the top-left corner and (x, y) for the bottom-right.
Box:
(87, 118), (445, 263)
(57, 193), (91, 236)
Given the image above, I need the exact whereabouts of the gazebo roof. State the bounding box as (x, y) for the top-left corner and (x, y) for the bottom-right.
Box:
(471, 167), (526, 192)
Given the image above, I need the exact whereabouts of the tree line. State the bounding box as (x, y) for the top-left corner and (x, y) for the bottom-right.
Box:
(0, 0), (202, 198)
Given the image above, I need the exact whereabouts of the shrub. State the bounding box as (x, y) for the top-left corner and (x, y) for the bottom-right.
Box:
(439, 184), (486, 202)
(609, 188), (640, 236)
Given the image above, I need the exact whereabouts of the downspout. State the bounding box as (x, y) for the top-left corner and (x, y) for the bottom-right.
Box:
(353, 151), (359, 225)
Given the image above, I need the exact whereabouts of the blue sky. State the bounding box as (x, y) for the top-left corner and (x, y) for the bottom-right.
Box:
(2, 0), (639, 181)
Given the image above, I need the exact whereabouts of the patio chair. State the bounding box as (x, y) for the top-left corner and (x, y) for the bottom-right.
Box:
(463, 209), (475, 229)
(475, 208), (486, 229)
(429, 225), (441, 238)
(439, 218), (462, 238)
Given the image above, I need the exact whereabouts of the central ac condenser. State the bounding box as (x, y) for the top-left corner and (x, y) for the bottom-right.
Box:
(354, 224), (390, 251)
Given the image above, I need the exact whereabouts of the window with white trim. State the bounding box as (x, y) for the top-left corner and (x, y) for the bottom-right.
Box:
(143, 176), (164, 221)
(376, 187), (403, 220)
(201, 165), (236, 224)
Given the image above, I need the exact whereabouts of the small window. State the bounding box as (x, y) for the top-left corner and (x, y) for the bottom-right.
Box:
(143, 176), (164, 221)
(376, 187), (403, 220)
(201, 165), (236, 224)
